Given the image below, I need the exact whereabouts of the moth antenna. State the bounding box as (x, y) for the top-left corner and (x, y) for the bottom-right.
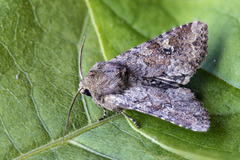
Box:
(63, 88), (82, 143)
(79, 36), (86, 79)
(63, 36), (86, 143)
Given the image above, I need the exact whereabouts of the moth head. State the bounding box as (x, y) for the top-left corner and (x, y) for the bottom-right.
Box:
(78, 62), (102, 97)
(78, 70), (99, 97)
(78, 69), (99, 97)
(80, 61), (128, 100)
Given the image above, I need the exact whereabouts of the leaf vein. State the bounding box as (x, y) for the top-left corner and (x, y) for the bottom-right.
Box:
(68, 140), (117, 160)
(85, 0), (108, 61)
(110, 121), (149, 149)
(0, 115), (22, 154)
(26, 73), (53, 140)
(27, 0), (47, 32)
(101, 0), (148, 40)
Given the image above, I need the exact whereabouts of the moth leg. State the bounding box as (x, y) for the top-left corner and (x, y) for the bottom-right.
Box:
(98, 108), (107, 121)
(121, 111), (139, 128)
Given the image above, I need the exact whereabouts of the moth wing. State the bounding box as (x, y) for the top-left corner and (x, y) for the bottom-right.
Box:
(109, 21), (208, 85)
(104, 86), (210, 132)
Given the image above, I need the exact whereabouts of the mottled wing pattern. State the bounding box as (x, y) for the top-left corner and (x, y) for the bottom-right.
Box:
(104, 86), (209, 132)
(110, 21), (208, 85)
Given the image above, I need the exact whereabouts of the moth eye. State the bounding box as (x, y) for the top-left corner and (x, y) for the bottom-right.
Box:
(82, 89), (92, 97)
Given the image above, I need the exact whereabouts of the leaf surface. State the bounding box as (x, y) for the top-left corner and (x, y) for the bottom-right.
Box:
(1, 0), (239, 160)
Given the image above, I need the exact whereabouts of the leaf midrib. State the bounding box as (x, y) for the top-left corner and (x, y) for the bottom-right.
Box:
(14, 114), (123, 160)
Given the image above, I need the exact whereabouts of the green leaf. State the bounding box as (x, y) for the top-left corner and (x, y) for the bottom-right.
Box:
(1, 0), (239, 160)
(0, 0), (184, 159)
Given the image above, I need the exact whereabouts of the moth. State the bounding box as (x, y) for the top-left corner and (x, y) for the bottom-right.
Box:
(64, 21), (210, 140)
